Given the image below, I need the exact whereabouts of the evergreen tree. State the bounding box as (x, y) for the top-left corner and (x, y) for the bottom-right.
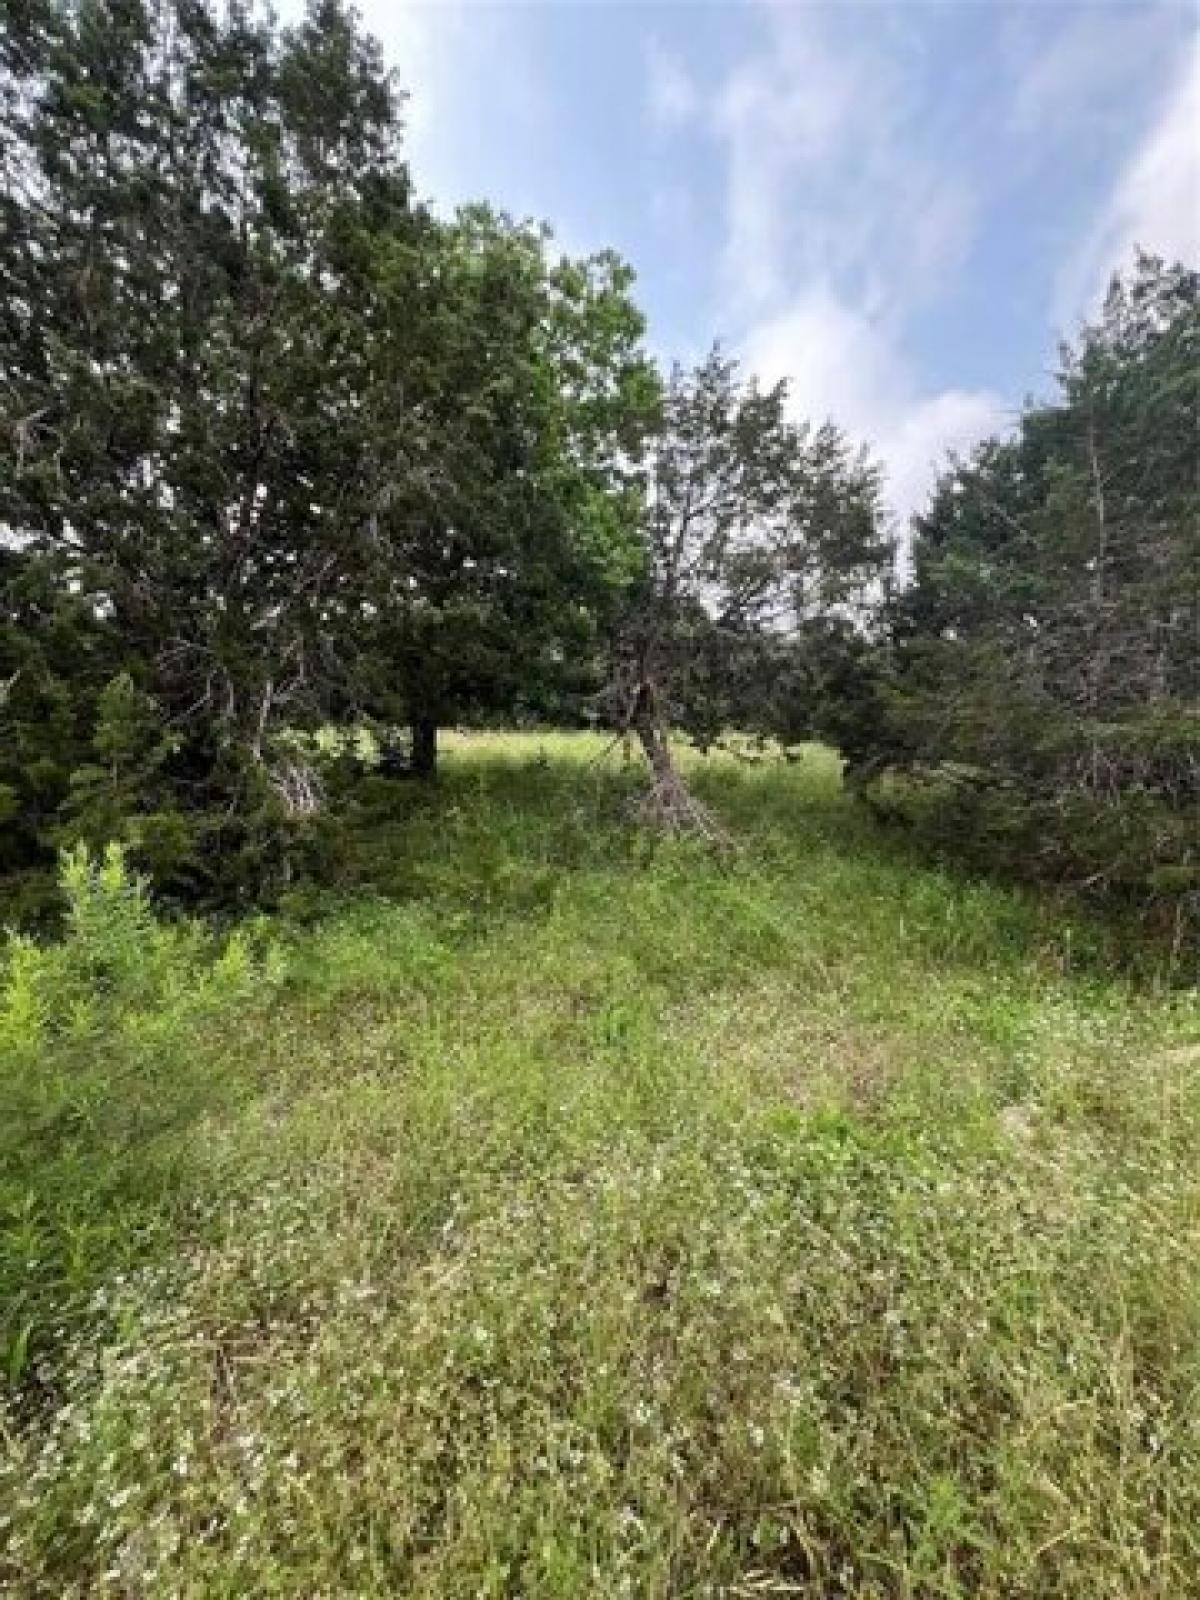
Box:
(871, 255), (1199, 930)
(612, 349), (888, 826)
(2, 0), (426, 885)
(350, 208), (657, 775)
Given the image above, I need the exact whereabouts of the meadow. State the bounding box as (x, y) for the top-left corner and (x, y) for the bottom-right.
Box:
(2, 733), (1197, 1597)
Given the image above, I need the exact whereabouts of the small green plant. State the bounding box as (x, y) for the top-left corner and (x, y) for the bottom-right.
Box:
(0, 845), (284, 1392)
(0, 935), (47, 1058)
(58, 841), (159, 995)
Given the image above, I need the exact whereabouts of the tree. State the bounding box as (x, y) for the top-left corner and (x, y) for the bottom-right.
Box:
(347, 209), (657, 777)
(871, 254), (1199, 934)
(1, 0), (437, 893)
(612, 349), (888, 828)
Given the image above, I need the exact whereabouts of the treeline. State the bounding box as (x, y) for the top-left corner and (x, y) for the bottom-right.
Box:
(2, 1), (1196, 939)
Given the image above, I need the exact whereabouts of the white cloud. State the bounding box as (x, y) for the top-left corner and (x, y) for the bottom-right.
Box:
(332, 0), (551, 213)
(1058, 45), (1200, 317)
(713, 9), (974, 323)
(743, 292), (902, 434)
(743, 292), (1005, 530)
(884, 390), (1010, 531)
(645, 39), (699, 128)
(1008, 6), (1184, 138)
(706, 8), (995, 528)
(715, 56), (846, 312)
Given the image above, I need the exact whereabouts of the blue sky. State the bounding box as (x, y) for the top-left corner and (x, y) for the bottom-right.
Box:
(306, 0), (1198, 522)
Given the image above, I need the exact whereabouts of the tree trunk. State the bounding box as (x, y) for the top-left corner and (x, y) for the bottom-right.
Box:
(633, 691), (677, 785)
(628, 679), (724, 841)
(411, 712), (438, 778)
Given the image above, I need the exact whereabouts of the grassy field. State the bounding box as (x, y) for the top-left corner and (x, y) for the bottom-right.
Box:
(2, 732), (1198, 1597)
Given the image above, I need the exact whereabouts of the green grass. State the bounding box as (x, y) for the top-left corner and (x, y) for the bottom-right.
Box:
(2, 733), (1198, 1597)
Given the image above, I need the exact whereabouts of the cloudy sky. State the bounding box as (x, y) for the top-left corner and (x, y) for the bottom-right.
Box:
(308, 0), (1198, 523)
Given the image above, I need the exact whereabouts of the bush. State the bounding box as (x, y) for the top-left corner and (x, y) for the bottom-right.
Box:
(862, 764), (1198, 962)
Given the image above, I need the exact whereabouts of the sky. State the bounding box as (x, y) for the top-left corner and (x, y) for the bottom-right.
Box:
(296, 0), (1199, 525)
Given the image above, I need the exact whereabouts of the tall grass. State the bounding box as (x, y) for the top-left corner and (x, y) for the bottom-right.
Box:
(2, 736), (1197, 1596)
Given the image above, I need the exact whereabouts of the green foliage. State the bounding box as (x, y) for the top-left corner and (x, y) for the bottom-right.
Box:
(614, 348), (888, 745)
(0, 841), (279, 1383)
(1, 1), (657, 889)
(3, 0), (419, 884)
(353, 208), (658, 754)
(859, 256), (1199, 934)
(1, 735), (1196, 1595)
(56, 675), (181, 857)
(0, 840), (273, 1059)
